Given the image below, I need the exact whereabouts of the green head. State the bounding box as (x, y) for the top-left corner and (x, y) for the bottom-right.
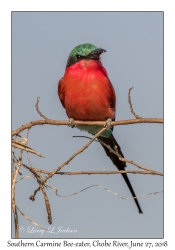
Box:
(66, 43), (106, 67)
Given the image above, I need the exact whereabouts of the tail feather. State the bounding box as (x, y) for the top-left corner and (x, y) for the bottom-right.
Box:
(98, 134), (143, 214)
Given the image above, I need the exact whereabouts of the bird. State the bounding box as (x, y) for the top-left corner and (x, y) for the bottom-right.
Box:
(58, 43), (142, 213)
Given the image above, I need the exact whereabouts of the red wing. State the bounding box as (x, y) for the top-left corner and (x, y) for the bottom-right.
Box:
(58, 77), (65, 108)
(102, 66), (108, 78)
(109, 81), (116, 110)
(102, 66), (116, 110)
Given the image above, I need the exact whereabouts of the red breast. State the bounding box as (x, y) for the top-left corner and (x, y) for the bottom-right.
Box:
(59, 59), (116, 121)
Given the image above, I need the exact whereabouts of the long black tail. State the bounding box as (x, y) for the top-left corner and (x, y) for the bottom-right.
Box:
(98, 134), (142, 214)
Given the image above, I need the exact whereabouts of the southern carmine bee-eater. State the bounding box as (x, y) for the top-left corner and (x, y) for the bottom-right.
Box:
(58, 43), (142, 213)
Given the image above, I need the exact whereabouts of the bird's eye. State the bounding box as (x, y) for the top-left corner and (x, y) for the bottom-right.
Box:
(76, 55), (82, 60)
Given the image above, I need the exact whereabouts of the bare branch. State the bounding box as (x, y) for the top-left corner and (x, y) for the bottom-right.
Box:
(12, 95), (162, 136)
(12, 118), (163, 137)
(12, 150), (23, 238)
(50, 170), (162, 176)
(14, 160), (163, 177)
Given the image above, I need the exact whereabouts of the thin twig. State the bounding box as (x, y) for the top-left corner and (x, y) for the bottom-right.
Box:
(26, 129), (34, 167)
(16, 206), (49, 231)
(98, 185), (163, 200)
(12, 141), (44, 158)
(29, 187), (40, 201)
(128, 87), (142, 119)
(35, 96), (48, 120)
(16, 175), (34, 183)
(55, 184), (163, 200)
(27, 152), (33, 168)
(37, 182), (52, 224)
(26, 128), (30, 141)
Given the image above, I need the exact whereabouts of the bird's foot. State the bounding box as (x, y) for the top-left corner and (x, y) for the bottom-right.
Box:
(68, 118), (75, 128)
(104, 118), (112, 130)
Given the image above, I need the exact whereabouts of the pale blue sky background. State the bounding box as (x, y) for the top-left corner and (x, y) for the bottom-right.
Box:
(12, 12), (163, 238)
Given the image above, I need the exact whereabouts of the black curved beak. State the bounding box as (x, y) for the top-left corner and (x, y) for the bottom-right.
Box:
(86, 48), (106, 60)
